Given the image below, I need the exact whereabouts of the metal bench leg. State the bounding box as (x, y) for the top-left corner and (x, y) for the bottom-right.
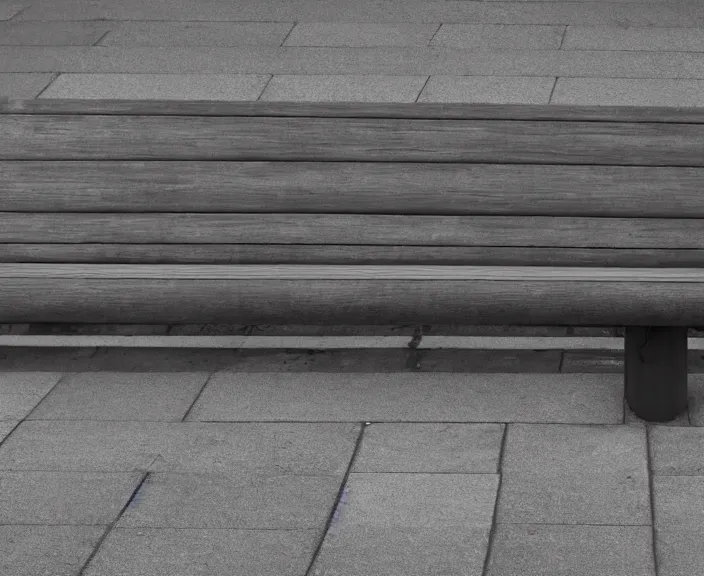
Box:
(625, 326), (688, 422)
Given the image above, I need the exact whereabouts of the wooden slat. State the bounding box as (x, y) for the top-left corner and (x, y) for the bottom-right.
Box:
(0, 214), (702, 248)
(1, 279), (704, 325)
(3, 161), (704, 217)
(4, 265), (704, 282)
(4, 116), (704, 166)
(2, 245), (704, 267)
(4, 99), (704, 124)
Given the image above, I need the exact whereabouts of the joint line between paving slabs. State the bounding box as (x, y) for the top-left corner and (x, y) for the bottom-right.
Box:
(305, 422), (367, 576)
(645, 426), (660, 576)
(482, 422), (508, 576)
(77, 471), (150, 576)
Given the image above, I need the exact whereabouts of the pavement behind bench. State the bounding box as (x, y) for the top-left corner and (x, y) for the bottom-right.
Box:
(3, 0), (704, 573)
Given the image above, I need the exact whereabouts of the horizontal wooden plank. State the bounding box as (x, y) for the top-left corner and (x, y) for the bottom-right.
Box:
(0, 214), (702, 248)
(4, 265), (704, 282)
(4, 116), (704, 166)
(4, 99), (704, 124)
(2, 245), (704, 267)
(3, 161), (704, 217)
(1, 279), (703, 325)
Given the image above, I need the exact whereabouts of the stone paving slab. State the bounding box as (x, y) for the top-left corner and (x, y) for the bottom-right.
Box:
(27, 372), (208, 421)
(430, 24), (565, 50)
(656, 529), (704, 576)
(0, 3), (23, 20)
(486, 524), (655, 576)
(260, 74), (428, 102)
(497, 423), (651, 525)
(187, 372), (622, 423)
(0, 72), (54, 97)
(0, 471), (142, 524)
(653, 475), (704, 529)
(283, 23), (439, 47)
(0, 372), (61, 420)
(116, 471), (340, 529)
(99, 22), (295, 47)
(418, 75), (555, 104)
(650, 426), (704, 476)
(563, 25), (704, 52)
(353, 423), (504, 473)
(39, 73), (271, 100)
(552, 78), (704, 107)
(0, 420), (16, 442)
(0, 347), (97, 372)
(83, 527), (319, 576)
(0, 525), (106, 576)
(5, 46), (704, 77)
(0, 420), (360, 474)
(0, 21), (112, 45)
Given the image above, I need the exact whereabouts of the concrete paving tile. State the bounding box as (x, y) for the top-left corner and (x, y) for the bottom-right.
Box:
(431, 24), (564, 50)
(497, 424), (651, 524)
(552, 78), (704, 107)
(27, 372), (209, 421)
(224, 349), (415, 372)
(418, 75), (554, 104)
(564, 25), (704, 52)
(486, 524), (655, 576)
(562, 351), (704, 373)
(283, 23), (438, 47)
(0, 72), (54, 97)
(83, 527), (318, 576)
(84, 348), (244, 372)
(0, 420), (16, 442)
(39, 73), (270, 100)
(260, 74), (427, 103)
(188, 372), (623, 424)
(0, 525), (106, 576)
(653, 475), (704, 529)
(0, 471), (142, 524)
(0, 3), (24, 20)
(117, 472), (339, 529)
(685, 375), (704, 426)
(0, 395), (47, 420)
(415, 349), (561, 372)
(0, 347), (97, 371)
(650, 426), (704, 475)
(353, 423), (504, 472)
(656, 528), (704, 576)
(0, 21), (112, 45)
(6, 46), (704, 77)
(313, 525), (491, 576)
(99, 21), (294, 47)
(0, 420), (360, 474)
(0, 371), (61, 395)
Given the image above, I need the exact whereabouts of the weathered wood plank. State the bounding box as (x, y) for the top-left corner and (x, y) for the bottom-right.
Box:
(1, 279), (703, 325)
(3, 99), (704, 124)
(2, 245), (704, 267)
(4, 116), (704, 165)
(0, 214), (702, 248)
(3, 161), (704, 217)
(3, 264), (704, 282)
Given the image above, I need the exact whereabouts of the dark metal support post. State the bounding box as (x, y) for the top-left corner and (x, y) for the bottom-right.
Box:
(625, 326), (688, 422)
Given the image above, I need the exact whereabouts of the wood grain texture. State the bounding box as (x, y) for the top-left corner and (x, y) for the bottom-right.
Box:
(2, 245), (704, 267)
(3, 99), (704, 124)
(3, 161), (704, 217)
(1, 213), (702, 248)
(4, 265), (704, 282)
(4, 115), (704, 166)
(1, 279), (703, 324)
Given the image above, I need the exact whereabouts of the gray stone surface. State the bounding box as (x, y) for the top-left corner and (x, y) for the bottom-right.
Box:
(169, 323), (250, 335)
(284, 23), (438, 47)
(656, 529), (704, 576)
(83, 528), (319, 576)
(415, 349), (561, 372)
(653, 475), (704, 529)
(22, 324), (171, 336)
(0, 525), (106, 576)
(117, 472), (340, 528)
(353, 423), (504, 473)
(0, 347), (97, 371)
(0, 421), (16, 442)
(85, 348), (244, 372)
(99, 21), (294, 46)
(6, 46), (704, 77)
(625, 398), (690, 426)
(0, 72), (54, 97)
(486, 524), (655, 576)
(681, 374), (704, 426)
(0, 395), (48, 420)
(0, 3), (24, 20)
(312, 473), (496, 576)
(431, 24), (565, 50)
(260, 74), (427, 102)
(418, 75), (555, 104)
(650, 426), (704, 476)
(497, 424), (651, 524)
(552, 78), (704, 107)
(39, 73), (270, 100)
(0, 420), (360, 474)
(0, 21), (112, 45)
(561, 350), (624, 373)
(563, 25), (704, 52)
(224, 349), (415, 372)
(0, 372), (61, 420)
(28, 372), (208, 421)
(0, 471), (142, 524)
(187, 372), (623, 423)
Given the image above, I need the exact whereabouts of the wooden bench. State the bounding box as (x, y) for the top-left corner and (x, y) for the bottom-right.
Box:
(2, 98), (704, 423)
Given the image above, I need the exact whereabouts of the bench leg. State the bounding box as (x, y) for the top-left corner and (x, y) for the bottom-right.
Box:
(625, 326), (688, 422)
